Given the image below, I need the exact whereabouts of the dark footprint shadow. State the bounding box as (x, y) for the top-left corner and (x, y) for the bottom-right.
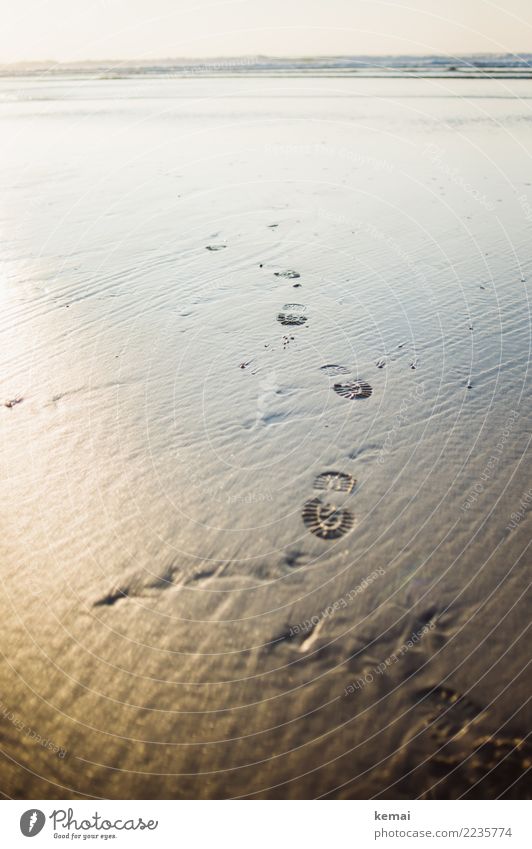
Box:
(92, 562), (222, 607)
(333, 380), (373, 400)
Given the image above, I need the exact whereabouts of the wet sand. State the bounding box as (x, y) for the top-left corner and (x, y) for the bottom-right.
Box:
(0, 75), (530, 799)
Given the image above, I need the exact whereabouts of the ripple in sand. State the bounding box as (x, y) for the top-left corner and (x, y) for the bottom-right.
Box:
(333, 380), (373, 400)
(205, 244), (226, 251)
(274, 269), (300, 279)
(302, 497), (354, 540)
(313, 471), (356, 494)
(320, 364), (350, 376)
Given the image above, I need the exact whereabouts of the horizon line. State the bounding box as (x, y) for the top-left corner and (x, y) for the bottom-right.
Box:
(3, 51), (532, 66)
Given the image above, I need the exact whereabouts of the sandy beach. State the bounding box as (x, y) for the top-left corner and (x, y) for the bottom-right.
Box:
(0, 73), (530, 799)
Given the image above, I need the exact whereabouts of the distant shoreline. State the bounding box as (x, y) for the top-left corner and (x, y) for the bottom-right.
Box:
(1, 53), (532, 80)
(2, 71), (532, 80)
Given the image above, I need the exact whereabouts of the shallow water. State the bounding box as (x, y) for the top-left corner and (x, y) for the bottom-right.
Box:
(0, 75), (530, 799)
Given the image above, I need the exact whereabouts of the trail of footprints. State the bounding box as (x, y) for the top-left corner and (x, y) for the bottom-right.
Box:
(302, 471), (357, 540)
(273, 299), (373, 541)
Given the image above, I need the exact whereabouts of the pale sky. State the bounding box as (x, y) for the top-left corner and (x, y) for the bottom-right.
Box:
(1, 0), (531, 63)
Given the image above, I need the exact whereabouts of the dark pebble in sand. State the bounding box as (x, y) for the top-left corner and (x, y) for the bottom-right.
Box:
(333, 380), (373, 400)
(274, 270), (300, 279)
(302, 497), (354, 540)
(4, 396), (23, 408)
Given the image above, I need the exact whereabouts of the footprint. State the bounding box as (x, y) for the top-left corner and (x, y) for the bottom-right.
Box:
(313, 471), (356, 494)
(319, 364), (350, 376)
(424, 734), (532, 799)
(418, 685), (484, 740)
(274, 269), (300, 279)
(94, 587), (131, 606)
(93, 562), (229, 607)
(268, 622), (316, 650)
(277, 304), (307, 326)
(302, 497), (354, 540)
(333, 380), (373, 400)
